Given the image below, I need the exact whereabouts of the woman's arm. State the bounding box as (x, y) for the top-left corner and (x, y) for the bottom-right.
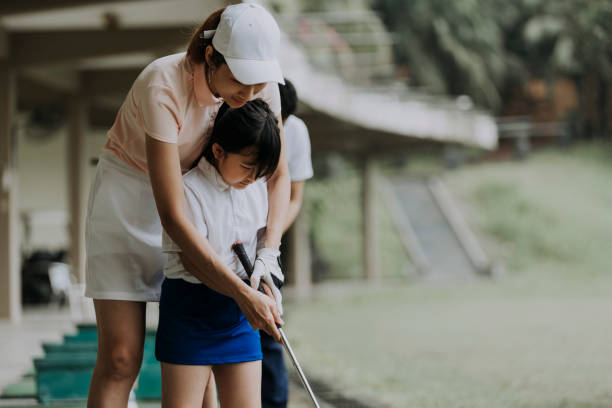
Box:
(264, 114), (291, 249)
(283, 180), (305, 234)
(145, 136), (282, 339)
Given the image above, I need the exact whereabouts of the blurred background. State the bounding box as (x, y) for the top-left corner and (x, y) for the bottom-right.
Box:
(0, 0), (611, 407)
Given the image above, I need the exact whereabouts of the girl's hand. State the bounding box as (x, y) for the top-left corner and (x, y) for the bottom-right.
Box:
(261, 283), (285, 345)
(235, 286), (284, 343)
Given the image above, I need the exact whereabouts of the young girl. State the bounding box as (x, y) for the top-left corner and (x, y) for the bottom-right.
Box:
(155, 99), (282, 408)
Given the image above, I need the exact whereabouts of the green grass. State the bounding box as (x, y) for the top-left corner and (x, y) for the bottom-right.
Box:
(289, 142), (612, 407)
(286, 278), (612, 408)
(449, 142), (612, 276)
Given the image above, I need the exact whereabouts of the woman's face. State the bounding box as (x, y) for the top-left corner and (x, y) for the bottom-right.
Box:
(212, 143), (259, 189)
(205, 47), (267, 108)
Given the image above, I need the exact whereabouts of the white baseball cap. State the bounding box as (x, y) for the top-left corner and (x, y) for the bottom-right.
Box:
(211, 3), (284, 85)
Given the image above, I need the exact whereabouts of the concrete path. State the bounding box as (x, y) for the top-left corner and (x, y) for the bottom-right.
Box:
(392, 179), (477, 281)
(0, 306), (74, 393)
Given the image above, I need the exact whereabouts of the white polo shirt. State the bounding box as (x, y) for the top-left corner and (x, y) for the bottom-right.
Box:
(284, 115), (313, 182)
(161, 158), (268, 283)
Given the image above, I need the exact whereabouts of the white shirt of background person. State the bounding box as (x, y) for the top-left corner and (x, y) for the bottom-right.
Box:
(282, 113), (313, 233)
(284, 114), (313, 183)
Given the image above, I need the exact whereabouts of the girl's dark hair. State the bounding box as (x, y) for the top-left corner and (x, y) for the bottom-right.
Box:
(186, 8), (226, 71)
(202, 99), (281, 180)
(278, 78), (298, 122)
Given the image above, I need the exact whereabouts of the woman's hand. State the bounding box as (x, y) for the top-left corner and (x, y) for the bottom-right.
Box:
(235, 285), (283, 343)
(251, 248), (284, 315)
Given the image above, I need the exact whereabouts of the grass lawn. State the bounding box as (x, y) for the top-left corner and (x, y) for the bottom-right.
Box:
(286, 142), (612, 407)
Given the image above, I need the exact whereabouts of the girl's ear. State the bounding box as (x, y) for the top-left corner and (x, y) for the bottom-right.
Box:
(212, 143), (225, 161)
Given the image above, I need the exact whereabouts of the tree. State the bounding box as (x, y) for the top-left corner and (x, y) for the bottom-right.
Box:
(373, 0), (612, 136)
(518, 0), (612, 137)
(373, 0), (524, 112)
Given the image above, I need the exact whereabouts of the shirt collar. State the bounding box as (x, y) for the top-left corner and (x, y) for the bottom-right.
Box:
(196, 159), (230, 192)
(189, 59), (223, 108)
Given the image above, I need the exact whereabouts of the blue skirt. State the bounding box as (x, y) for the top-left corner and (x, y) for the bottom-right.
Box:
(155, 278), (262, 365)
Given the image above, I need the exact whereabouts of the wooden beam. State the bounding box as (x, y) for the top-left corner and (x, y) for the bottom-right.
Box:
(67, 95), (89, 284)
(18, 70), (128, 110)
(299, 107), (444, 154)
(0, 0), (150, 16)
(286, 210), (312, 299)
(17, 69), (126, 130)
(11, 26), (192, 66)
(17, 74), (75, 113)
(20, 68), (79, 95)
(363, 155), (379, 281)
(81, 68), (140, 97)
(17, 71), (124, 134)
(0, 61), (21, 322)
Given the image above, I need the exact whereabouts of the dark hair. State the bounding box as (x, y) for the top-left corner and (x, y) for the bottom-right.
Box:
(201, 99), (281, 180)
(186, 8), (226, 72)
(278, 78), (297, 122)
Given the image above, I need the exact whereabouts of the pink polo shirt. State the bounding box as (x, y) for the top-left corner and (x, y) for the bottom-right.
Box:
(104, 52), (281, 174)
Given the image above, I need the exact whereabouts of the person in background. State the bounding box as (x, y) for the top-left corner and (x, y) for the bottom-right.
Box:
(261, 78), (314, 408)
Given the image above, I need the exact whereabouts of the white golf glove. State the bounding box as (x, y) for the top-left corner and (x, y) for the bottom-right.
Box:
(251, 248), (284, 316)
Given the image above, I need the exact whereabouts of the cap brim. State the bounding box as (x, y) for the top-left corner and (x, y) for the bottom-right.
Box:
(226, 58), (285, 85)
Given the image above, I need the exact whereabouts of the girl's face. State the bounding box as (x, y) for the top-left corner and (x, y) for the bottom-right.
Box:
(212, 143), (259, 189)
(205, 46), (267, 109)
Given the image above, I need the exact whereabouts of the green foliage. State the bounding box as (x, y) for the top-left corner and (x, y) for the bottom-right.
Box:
(373, 0), (519, 110)
(510, 0), (612, 81)
(372, 0), (612, 111)
(306, 161), (364, 280)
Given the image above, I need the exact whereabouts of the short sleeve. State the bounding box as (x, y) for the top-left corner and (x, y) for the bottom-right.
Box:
(286, 117), (314, 181)
(138, 85), (181, 143)
(160, 180), (208, 254)
(161, 229), (180, 253)
(183, 181), (208, 238)
(255, 82), (282, 118)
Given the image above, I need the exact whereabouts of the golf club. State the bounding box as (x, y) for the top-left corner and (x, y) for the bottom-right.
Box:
(232, 241), (321, 408)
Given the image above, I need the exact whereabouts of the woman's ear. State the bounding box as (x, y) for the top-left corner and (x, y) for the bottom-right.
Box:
(204, 45), (214, 68)
(212, 143), (225, 161)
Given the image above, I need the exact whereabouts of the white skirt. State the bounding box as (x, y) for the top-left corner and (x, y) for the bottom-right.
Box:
(85, 151), (166, 302)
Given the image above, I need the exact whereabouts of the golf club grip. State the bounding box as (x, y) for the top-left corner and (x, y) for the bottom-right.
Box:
(232, 241), (255, 277)
(232, 241), (282, 331)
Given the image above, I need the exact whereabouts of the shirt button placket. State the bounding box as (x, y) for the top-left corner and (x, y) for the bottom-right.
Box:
(230, 190), (239, 245)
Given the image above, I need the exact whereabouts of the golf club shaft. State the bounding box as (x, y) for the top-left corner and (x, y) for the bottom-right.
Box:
(278, 327), (321, 408)
(231, 242), (321, 408)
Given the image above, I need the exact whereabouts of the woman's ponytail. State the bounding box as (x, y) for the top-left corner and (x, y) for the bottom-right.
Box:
(186, 7), (226, 66)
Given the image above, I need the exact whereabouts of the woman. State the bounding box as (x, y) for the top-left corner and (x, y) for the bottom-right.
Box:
(85, 4), (289, 407)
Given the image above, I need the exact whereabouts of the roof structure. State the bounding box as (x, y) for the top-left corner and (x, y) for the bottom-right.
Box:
(277, 18), (497, 152)
(1, 0), (498, 152)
